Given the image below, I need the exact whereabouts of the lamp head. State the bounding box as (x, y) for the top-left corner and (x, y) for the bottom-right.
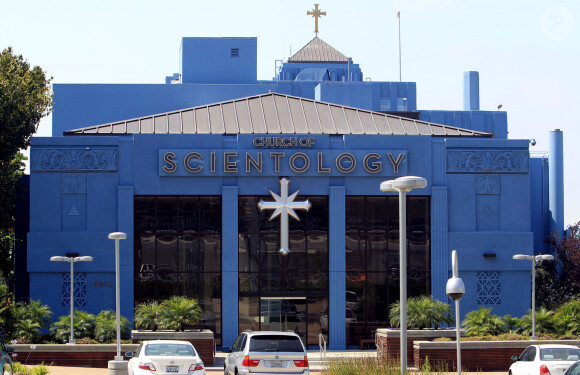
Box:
(108, 232), (127, 240)
(392, 176), (427, 190)
(513, 254), (533, 261)
(380, 180), (396, 192)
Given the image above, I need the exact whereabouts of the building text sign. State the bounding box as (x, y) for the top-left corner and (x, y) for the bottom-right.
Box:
(159, 149), (407, 177)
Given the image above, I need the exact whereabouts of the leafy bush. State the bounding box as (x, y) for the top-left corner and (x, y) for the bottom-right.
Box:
(519, 307), (556, 336)
(94, 310), (131, 342)
(157, 296), (202, 331)
(10, 299), (52, 342)
(134, 300), (160, 330)
(462, 306), (505, 336)
(50, 310), (96, 343)
(389, 296), (453, 329)
(554, 299), (580, 336)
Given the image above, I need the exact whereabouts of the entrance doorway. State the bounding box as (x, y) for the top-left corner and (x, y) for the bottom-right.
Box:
(260, 297), (307, 342)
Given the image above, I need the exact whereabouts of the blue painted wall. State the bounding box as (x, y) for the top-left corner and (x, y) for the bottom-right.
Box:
(180, 37), (257, 84)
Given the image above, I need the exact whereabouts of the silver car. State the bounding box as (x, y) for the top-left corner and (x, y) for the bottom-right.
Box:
(224, 330), (309, 375)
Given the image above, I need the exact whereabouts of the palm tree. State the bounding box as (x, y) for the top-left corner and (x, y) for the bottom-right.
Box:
(158, 296), (202, 331)
(462, 306), (506, 336)
(134, 300), (161, 331)
(389, 296), (453, 329)
(94, 310), (130, 342)
(11, 299), (52, 342)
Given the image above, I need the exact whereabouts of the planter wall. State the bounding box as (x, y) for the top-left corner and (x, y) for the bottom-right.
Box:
(10, 344), (138, 368)
(10, 329), (216, 368)
(376, 328), (461, 365)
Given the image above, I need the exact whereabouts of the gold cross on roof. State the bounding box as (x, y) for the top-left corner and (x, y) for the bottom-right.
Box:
(307, 4), (326, 36)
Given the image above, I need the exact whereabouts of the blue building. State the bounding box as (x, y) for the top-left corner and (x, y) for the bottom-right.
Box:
(26, 36), (563, 349)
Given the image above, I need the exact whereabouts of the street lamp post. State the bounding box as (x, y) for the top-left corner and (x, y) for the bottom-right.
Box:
(380, 176), (427, 375)
(108, 232), (127, 361)
(50, 254), (93, 344)
(446, 250), (465, 375)
(513, 253), (554, 339)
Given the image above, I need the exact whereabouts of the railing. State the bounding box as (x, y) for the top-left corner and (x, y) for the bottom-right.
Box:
(319, 333), (327, 360)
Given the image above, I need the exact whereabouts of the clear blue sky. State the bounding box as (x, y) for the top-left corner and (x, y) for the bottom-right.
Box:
(1, 0), (578, 226)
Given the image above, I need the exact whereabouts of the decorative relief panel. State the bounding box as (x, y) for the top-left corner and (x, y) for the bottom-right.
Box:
(61, 173), (87, 193)
(61, 272), (88, 308)
(476, 175), (501, 195)
(477, 271), (501, 305)
(31, 148), (118, 171)
(447, 150), (528, 173)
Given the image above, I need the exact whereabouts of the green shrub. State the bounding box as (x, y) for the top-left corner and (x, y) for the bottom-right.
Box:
(134, 300), (160, 331)
(94, 310), (131, 342)
(50, 310), (96, 342)
(157, 296), (202, 331)
(520, 307), (556, 336)
(462, 306), (505, 336)
(324, 355), (398, 375)
(389, 296), (453, 329)
(11, 299), (52, 342)
(554, 299), (580, 336)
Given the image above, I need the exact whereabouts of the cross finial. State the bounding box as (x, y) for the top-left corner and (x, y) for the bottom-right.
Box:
(257, 178), (311, 255)
(307, 4), (326, 36)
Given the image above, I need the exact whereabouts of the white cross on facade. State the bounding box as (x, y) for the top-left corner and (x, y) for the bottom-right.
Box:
(257, 177), (311, 255)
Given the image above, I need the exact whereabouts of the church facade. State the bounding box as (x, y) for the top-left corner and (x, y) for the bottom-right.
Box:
(25, 35), (561, 349)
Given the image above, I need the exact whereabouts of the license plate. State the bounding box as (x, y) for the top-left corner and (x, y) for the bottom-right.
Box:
(270, 360), (283, 367)
(166, 365), (179, 372)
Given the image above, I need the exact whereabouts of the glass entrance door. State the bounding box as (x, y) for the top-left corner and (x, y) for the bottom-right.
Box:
(260, 297), (307, 342)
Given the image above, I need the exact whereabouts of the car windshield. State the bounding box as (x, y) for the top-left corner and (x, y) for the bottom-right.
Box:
(249, 335), (303, 352)
(145, 344), (195, 356)
(540, 348), (580, 361)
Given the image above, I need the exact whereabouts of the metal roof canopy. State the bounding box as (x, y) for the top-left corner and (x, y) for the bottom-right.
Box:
(288, 36), (349, 64)
(64, 92), (493, 138)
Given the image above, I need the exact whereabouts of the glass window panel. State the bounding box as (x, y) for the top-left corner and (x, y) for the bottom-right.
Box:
(179, 196), (199, 232)
(200, 196), (222, 232)
(178, 231), (198, 272)
(365, 272), (389, 323)
(366, 197), (387, 231)
(239, 296), (259, 331)
(239, 234), (260, 272)
(238, 196), (259, 234)
(307, 196), (329, 232)
(239, 273), (259, 292)
(307, 232), (328, 274)
(345, 197), (365, 231)
(200, 233), (221, 272)
(156, 230), (177, 272)
(308, 271), (328, 292)
(308, 297), (328, 347)
(260, 272), (283, 292)
(284, 270), (307, 292)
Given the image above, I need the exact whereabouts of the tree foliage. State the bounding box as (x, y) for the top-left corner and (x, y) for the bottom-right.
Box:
(0, 47), (52, 162)
(0, 47), (52, 279)
(389, 296), (453, 329)
(536, 222), (580, 310)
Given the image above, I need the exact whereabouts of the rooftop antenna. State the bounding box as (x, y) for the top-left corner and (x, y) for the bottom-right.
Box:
(398, 10), (402, 82)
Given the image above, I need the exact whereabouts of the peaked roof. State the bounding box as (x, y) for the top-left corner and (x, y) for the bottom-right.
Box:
(288, 37), (349, 63)
(64, 92), (492, 138)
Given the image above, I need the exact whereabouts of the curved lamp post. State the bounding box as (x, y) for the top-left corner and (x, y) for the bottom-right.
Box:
(108, 232), (126, 360)
(512, 253), (554, 339)
(50, 254), (93, 344)
(380, 176), (427, 375)
(446, 250), (465, 375)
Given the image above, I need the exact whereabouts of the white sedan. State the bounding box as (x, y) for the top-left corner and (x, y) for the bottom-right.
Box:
(509, 345), (580, 375)
(127, 340), (206, 375)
